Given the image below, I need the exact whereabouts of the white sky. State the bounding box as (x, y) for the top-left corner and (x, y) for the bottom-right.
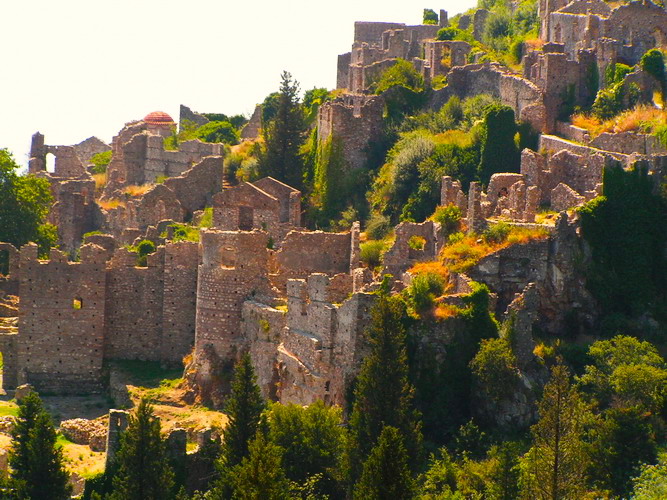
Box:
(1, 0), (477, 167)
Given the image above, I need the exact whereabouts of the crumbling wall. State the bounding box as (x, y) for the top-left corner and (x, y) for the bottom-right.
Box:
(272, 230), (355, 291)
(240, 105), (262, 140)
(0, 243), (20, 296)
(17, 244), (107, 393)
(317, 94), (384, 171)
(163, 156), (224, 217)
(383, 221), (441, 277)
(179, 105), (209, 129)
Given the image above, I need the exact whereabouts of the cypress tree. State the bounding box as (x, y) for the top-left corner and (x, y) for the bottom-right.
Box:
(261, 71), (306, 189)
(347, 295), (422, 485)
(110, 398), (174, 500)
(353, 426), (414, 500)
(477, 104), (519, 186)
(8, 391), (71, 499)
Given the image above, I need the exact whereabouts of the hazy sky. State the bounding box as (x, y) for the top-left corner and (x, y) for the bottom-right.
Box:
(1, 0), (476, 167)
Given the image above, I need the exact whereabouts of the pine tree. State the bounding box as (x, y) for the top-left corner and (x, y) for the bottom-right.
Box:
(230, 431), (290, 500)
(347, 295), (422, 485)
(519, 363), (592, 500)
(110, 398), (175, 500)
(261, 71), (306, 189)
(353, 426), (415, 500)
(8, 391), (71, 499)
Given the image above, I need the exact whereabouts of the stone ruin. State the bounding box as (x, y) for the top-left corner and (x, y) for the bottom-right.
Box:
(0, 2), (666, 415)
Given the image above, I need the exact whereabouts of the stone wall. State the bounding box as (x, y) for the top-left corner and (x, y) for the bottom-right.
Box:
(163, 156), (224, 217)
(17, 244), (107, 393)
(383, 221), (441, 277)
(104, 247), (165, 362)
(317, 94), (384, 171)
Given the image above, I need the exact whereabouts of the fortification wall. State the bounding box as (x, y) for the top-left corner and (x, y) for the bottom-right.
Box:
(17, 244), (107, 393)
(164, 156), (224, 216)
(104, 247), (165, 361)
(161, 241), (199, 367)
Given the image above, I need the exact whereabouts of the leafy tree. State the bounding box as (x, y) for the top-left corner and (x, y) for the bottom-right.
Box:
(640, 48), (666, 101)
(354, 426), (415, 500)
(579, 164), (667, 318)
(470, 337), (519, 404)
(373, 59), (424, 94)
(589, 407), (657, 498)
(418, 448), (460, 498)
(477, 104), (519, 185)
(519, 363), (592, 500)
(110, 398), (175, 500)
(230, 431), (290, 500)
(0, 148), (56, 256)
(267, 401), (344, 497)
(195, 121), (239, 145)
(631, 454), (667, 500)
(261, 71), (306, 189)
(90, 150), (112, 174)
(303, 87), (330, 123)
(437, 27), (463, 41)
(8, 391), (71, 499)
(577, 335), (667, 413)
(423, 8), (438, 24)
(347, 295), (422, 484)
(486, 442), (521, 500)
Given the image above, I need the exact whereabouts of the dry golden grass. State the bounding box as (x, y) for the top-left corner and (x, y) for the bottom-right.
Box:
(98, 199), (125, 210)
(124, 184), (154, 197)
(572, 106), (666, 138)
(92, 172), (107, 192)
(434, 302), (461, 320)
(441, 226), (550, 274)
(524, 38), (545, 52)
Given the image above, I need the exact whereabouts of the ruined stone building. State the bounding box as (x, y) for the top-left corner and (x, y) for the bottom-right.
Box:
(0, 2), (666, 411)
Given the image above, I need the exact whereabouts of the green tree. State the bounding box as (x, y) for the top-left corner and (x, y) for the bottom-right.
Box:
(477, 104), (519, 185)
(640, 49), (666, 102)
(261, 71), (306, 189)
(589, 407), (657, 498)
(486, 442), (521, 500)
(195, 121), (239, 145)
(8, 391), (71, 499)
(374, 59), (425, 94)
(220, 353), (266, 470)
(577, 335), (667, 413)
(519, 363), (591, 500)
(0, 148), (56, 256)
(348, 295), (422, 485)
(110, 398), (175, 500)
(631, 455), (667, 500)
(354, 426), (415, 500)
(423, 8), (438, 24)
(267, 401), (344, 497)
(470, 337), (519, 404)
(230, 431), (290, 500)
(578, 165), (667, 318)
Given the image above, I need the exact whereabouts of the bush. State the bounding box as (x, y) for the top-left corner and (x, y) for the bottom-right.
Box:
(423, 8), (438, 24)
(195, 121), (239, 145)
(482, 222), (511, 244)
(373, 59), (424, 94)
(365, 213), (392, 240)
(592, 83), (625, 120)
(437, 27), (461, 41)
(431, 204), (462, 235)
(90, 151), (112, 174)
(406, 272), (444, 314)
(640, 49), (666, 96)
(132, 239), (156, 267)
(360, 240), (386, 269)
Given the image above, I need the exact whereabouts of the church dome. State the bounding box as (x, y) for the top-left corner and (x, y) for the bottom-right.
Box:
(143, 111), (174, 125)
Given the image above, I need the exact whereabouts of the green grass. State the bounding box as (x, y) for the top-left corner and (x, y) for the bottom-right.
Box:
(111, 360), (182, 389)
(0, 401), (18, 417)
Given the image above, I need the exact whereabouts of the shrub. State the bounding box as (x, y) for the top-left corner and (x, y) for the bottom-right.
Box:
(365, 213), (392, 240)
(592, 83), (625, 120)
(90, 151), (112, 174)
(195, 120), (239, 145)
(482, 222), (511, 244)
(133, 239), (156, 267)
(437, 27), (461, 41)
(408, 235), (426, 251)
(431, 204), (462, 235)
(360, 240), (386, 269)
(406, 272), (444, 314)
(373, 59), (424, 94)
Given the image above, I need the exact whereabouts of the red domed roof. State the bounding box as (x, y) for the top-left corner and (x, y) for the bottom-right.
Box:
(143, 111), (174, 125)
